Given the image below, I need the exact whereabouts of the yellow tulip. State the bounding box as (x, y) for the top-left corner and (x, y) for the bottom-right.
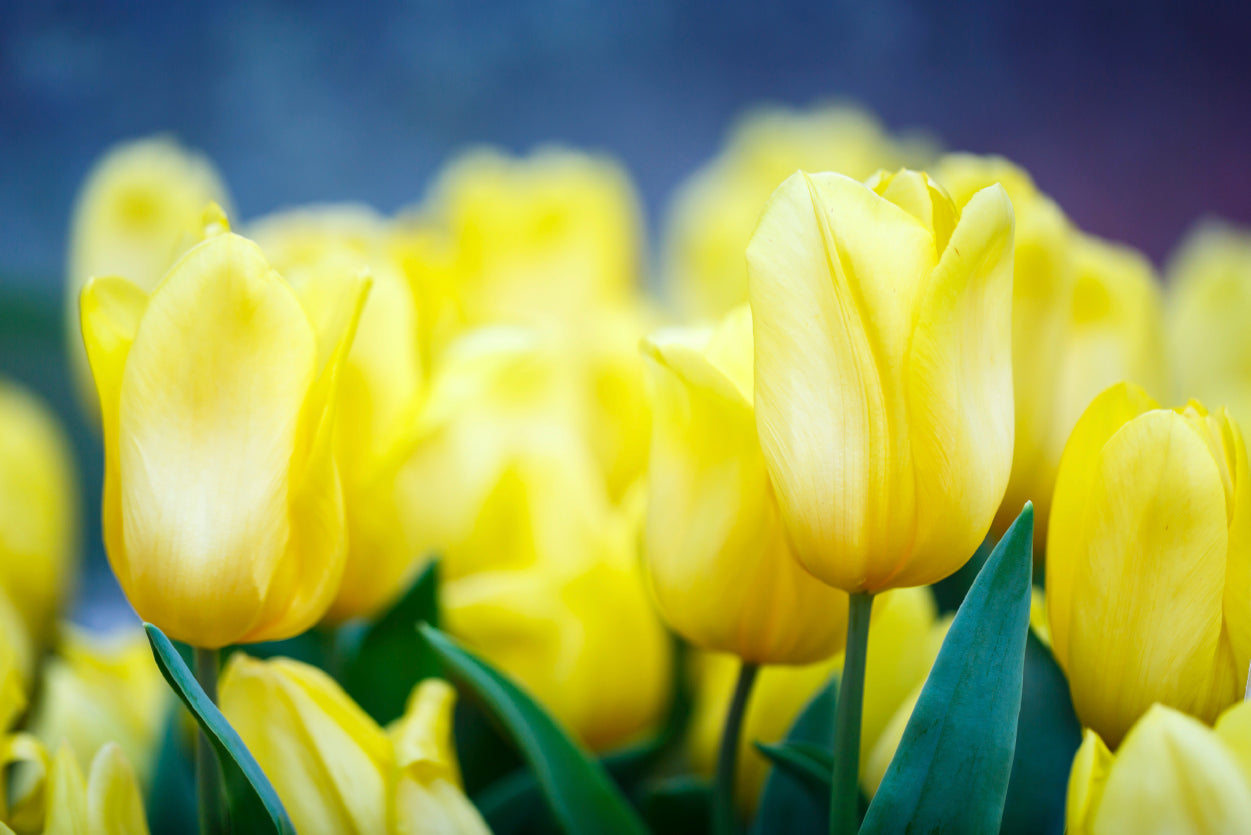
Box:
(1167, 221), (1251, 425)
(688, 588), (946, 809)
(79, 219), (369, 648)
(249, 206), (429, 621)
(0, 382), (78, 645)
(219, 655), (488, 835)
(25, 627), (165, 788)
(642, 305), (848, 664)
(1047, 383), (1251, 747)
(1066, 703), (1251, 834)
(38, 742), (150, 835)
(665, 103), (935, 317)
(747, 168), (1015, 593)
(65, 137), (231, 418)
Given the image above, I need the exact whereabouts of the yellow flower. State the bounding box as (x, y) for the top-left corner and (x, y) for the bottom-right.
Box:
(1047, 383), (1251, 747)
(0, 382), (78, 645)
(249, 206), (428, 621)
(747, 168), (1015, 593)
(1167, 221), (1251, 425)
(688, 588), (946, 810)
(65, 137), (231, 418)
(219, 655), (488, 835)
(79, 219), (369, 648)
(665, 103), (935, 317)
(36, 743), (150, 835)
(25, 627), (165, 788)
(642, 305), (848, 664)
(1066, 702), (1251, 834)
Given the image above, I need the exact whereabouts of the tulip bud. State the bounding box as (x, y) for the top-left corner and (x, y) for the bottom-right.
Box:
(79, 221), (369, 648)
(1066, 704), (1251, 834)
(641, 305), (848, 664)
(0, 381), (79, 645)
(747, 169), (1015, 593)
(1047, 383), (1251, 746)
(37, 742), (150, 835)
(65, 137), (231, 419)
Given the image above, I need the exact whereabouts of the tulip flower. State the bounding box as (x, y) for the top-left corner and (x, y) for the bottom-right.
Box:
(642, 305), (848, 664)
(747, 168), (1015, 594)
(1066, 702), (1251, 834)
(0, 381), (79, 646)
(1167, 221), (1251, 425)
(665, 104), (935, 317)
(1047, 383), (1251, 746)
(219, 655), (489, 835)
(249, 206), (428, 621)
(38, 743), (150, 835)
(79, 217), (369, 648)
(65, 137), (231, 418)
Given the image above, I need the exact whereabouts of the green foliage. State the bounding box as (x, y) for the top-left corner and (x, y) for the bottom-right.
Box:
(750, 676), (837, 833)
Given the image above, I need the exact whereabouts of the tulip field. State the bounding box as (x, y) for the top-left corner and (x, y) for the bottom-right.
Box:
(4, 103), (1251, 834)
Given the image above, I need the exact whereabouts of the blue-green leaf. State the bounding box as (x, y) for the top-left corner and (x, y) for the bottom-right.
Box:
(751, 676), (837, 833)
(417, 623), (648, 835)
(145, 624), (296, 835)
(754, 741), (832, 802)
(861, 503), (1034, 835)
(341, 560), (442, 725)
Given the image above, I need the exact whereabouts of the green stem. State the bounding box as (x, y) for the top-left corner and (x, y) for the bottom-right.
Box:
(194, 647), (223, 835)
(712, 660), (760, 835)
(831, 593), (873, 835)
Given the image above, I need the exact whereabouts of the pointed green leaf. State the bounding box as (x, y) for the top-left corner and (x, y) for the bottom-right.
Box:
(861, 504), (1034, 835)
(145, 624), (296, 835)
(750, 675), (836, 833)
(417, 623), (648, 835)
(754, 742), (832, 802)
(341, 560), (442, 724)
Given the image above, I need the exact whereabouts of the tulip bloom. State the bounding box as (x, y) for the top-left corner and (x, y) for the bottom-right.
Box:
(1067, 702), (1251, 834)
(0, 382), (78, 645)
(38, 743), (150, 835)
(1047, 383), (1251, 746)
(80, 223), (368, 648)
(219, 656), (489, 835)
(642, 306), (848, 664)
(747, 169), (1015, 593)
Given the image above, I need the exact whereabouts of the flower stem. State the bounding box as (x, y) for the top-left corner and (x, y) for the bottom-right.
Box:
(194, 647), (223, 835)
(831, 593), (873, 835)
(713, 660), (760, 835)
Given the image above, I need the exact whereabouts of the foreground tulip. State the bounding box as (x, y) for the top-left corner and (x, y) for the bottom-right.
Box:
(79, 220), (368, 648)
(642, 305), (848, 664)
(747, 168), (1015, 593)
(0, 381), (78, 645)
(65, 137), (231, 418)
(1047, 383), (1251, 747)
(1067, 702), (1251, 834)
(1167, 221), (1251, 424)
(219, 655), (489, 835)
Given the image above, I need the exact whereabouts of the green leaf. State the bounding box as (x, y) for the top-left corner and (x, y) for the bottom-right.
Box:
(861, 503), (1034, 835)
(341, 560), (442, 724)
(999, 629), (1082, 835)
(640, 775), (712, 835)
(417, 623), (648, 835)
(754, 742), (832, 802)
(750, 675), (836, 834)
(145, 624), (296, 835)
(144, 705), (196, 832)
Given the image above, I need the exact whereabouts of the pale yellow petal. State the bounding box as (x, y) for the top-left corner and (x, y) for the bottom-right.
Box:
(1065, 729), (1113, 835)
(85, 743), (149, 835)
(1215, 700), (1251, 787)
(43, 745), (88, 835)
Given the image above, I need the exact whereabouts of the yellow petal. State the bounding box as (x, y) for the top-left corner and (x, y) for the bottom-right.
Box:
(85, 743), (149, 835)
(1215, 700), (1251, 787)
(43, 744), (88, 835)
(389, 679), (461, 783)
(1065, 729), (1113, 835)
(395, 776), (492, 835)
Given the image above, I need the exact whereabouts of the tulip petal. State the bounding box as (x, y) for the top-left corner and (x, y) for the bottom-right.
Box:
(1215, 701), (1251, 787)
(86, 743), (150, 835)
(43, 745), (88, 833)
(1064, 730), (1112, 835)
(1220, 410), (1251, 677)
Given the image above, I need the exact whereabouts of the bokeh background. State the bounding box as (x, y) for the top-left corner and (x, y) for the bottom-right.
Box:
(2, 0), (1249, 625)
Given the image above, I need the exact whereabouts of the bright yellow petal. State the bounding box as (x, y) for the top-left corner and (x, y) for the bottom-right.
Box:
(1065, 729), (1112, 835)
(389, 679), (461, 783)
(85, 743), (149, 835)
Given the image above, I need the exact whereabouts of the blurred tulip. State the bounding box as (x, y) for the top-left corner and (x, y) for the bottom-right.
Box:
(642, 306), (848, 664)
(219, 655), (488, 835)
(0, 381), (79, 646)
(1047, 383), (1251, 746)
(65, 136), (231, 418)
(688, 588), (946, 809)
(38, 743), (150, 835)
(747, 168), (1015, 593)
(1066, 703), (1251, 834)
(665, 103), (935, 317)
(249, 206), (429, 621)
(1167, 221), (1251, 424)
(79, 217), (369, 648)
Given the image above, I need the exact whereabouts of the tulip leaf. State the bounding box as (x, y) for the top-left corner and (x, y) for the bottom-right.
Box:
(341, 559), (442, 725)
(861, 503), (1034, 835)
(754, 742), (832, 802)
(640, 775), (712, 835)
(417, 623), (649, 835)
(750, 675), (837, 833)
(145, 624), (296, 835)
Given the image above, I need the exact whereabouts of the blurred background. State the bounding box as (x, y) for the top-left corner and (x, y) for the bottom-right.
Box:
(2, 0), (1249, 625)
